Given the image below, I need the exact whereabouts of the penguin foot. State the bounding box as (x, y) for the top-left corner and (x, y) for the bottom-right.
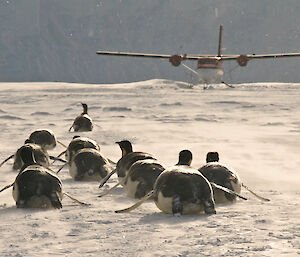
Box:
(203, 199), (216, 215)
(172, 195), (183, 216)
(50, 192), (62, 209)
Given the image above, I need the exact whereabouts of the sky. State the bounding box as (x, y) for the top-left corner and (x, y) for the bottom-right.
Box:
(1, 0), (300, 84)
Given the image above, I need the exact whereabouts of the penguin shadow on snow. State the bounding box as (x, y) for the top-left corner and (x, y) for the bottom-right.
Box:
(105, 186), (126, 198)
(0, 204), (69, 214)
(138, 210), (212, 225)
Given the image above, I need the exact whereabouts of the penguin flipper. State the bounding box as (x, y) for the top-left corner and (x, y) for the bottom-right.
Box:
(50, 192), (62, 209)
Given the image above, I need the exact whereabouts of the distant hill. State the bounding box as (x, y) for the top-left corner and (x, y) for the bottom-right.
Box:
(1, 0), (300, 83)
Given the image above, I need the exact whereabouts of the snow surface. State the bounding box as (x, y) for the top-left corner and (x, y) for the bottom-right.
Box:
(0, 80), (299, 256)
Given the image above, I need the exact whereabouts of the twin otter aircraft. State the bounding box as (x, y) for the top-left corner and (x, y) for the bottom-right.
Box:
(97, 25), (300, 87)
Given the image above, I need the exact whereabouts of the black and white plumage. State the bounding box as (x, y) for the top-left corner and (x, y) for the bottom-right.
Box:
(65, 136), (100, 163)
(198, 152), (242, 204)
(123, 159), (165, 199)
(153, 150), (216, 215)
(12, 145), (63, 209)
(115, 140), (156, 185)
(29, 129), (57, 150)
(69, 148), (112, 181)
(13, 139), (50, 171)
(69, 103), (93, 132)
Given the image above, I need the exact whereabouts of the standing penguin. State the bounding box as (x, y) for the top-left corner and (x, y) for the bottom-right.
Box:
(12, 145), (63, 209)
(198, 152), (242, 204)
(69, 103), (93, 132)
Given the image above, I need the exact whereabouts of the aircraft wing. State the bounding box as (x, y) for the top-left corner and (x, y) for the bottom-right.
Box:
(96, 50), (300, 67)
(219, 53), (300, 61)
(96, 51), (215, 60)
(97, 51), (300, 60)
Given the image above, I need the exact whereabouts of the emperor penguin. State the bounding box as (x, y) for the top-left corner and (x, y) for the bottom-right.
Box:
(69, 148), (112, 181)
(198, 152), (242, 204)
(115, 140), (156, 185)
(13, 139), (50, 171)
(69, 103), (93, 132)
(65, 136), (100, 164)
(123, 159), (165, 199)
(29, 129), (57, 150)
(12, 145), (63, 209)
(153, 150), (216, 215)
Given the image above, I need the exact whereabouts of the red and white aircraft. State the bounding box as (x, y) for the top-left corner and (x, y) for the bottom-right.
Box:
(97, 25), (300, 87)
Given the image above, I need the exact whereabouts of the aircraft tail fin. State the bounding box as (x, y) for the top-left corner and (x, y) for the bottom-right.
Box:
(217, 24), (223, 57)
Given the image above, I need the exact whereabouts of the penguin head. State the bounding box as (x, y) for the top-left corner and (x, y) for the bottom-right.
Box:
(206, 152), (219, 163)
(24, 138), (34, 144)
(176, 150), (193, 166)
(20, 145), (36, 163)
(81, 103), (88, 114)
(19, 145), (37, 172)
(116, 140), (133, 156)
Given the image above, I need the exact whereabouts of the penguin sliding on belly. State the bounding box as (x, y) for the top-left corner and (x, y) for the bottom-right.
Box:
(65, 136), (100, 164)
(198, 152), (242, 204)
(0, 139), (50, 171)
(115, 150), (217, 216)
(29, 129), (57, 151)
(0, 145), (90, 208)
(13, 139), (50, 171)
(0, 130), (60, 170)
(153, 150), (216, 215)
(199, 152), (270, 202)
(99, 140), (155, 188)
(55, 136), (101, 174)
(115, 150), (248, 215)
(69, 148), (112, 181)
(69, 103), (93, 132)
(122, 159), (165, 199)
(115, 140), (156, 184)
(12, 145), (63, 209)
